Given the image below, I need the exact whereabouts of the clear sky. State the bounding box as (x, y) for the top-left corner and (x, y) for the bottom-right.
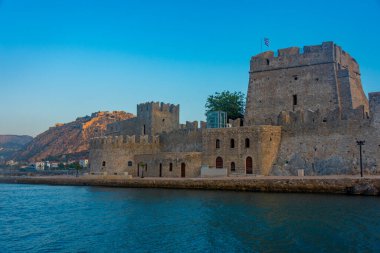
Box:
(1, 0), (380, 137)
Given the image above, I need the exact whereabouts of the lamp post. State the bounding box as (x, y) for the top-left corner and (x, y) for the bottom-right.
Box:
(356, 140), (365, 178)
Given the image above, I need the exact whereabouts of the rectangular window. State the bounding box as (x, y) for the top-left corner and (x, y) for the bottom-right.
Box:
(293, 94), (297, 106)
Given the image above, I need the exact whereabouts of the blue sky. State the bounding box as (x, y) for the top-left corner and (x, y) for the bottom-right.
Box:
(1, 0), (380, 136)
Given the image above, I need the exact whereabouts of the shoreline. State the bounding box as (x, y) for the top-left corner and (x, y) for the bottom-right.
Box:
(1, 175), (380, 196)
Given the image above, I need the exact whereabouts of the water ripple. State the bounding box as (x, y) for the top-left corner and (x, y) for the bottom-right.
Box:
(0, 184), (380, 252)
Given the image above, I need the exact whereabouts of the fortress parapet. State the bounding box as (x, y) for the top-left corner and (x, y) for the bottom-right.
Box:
(250, 42), (336, 72)
(137, 101), (179, 114)
(90, 135), (160, 148)
(277, 106), (369, 129)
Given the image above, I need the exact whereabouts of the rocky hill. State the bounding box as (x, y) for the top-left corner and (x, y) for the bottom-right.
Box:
(0, 135), (33, 163)
(16, 111), (134, 162)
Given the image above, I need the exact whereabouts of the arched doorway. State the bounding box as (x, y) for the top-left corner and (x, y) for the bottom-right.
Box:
(216, 157), (223, 168)
(246, 157), (253, 174)
(181, 163), (186, 178)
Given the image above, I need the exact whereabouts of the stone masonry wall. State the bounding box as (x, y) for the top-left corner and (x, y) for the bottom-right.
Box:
(272, 120), (380, 176)
(202, 126), (281, 175)
(246, 42), (339, 125)
(105, 102), (179, 137)
(89, 135), (160, 176)
(135, 152), (202, 178)
(245, 42), (369, 125)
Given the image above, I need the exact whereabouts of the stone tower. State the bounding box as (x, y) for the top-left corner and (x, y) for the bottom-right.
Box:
(245, 42), (369, 125)
(136, 102), (180, 135)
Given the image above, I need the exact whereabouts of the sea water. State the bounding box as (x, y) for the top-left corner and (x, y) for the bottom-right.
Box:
(0, 184), (379, 252)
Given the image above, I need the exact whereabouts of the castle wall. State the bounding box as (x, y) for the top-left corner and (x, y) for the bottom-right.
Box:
(137, 102), (179, 136)
(89, 135), (160, 176)
(202, 126), (281, 176)
(336, 46), (369, 118)
(135, 152), (202, 178)
(106, 102), (180, 137)
(272, 120), (380, 176)
(245, 42), (369, 125)
(159, 123), (203, 152)
(370, 92), (380, 126)
(246, 42), (340, 125)
(89, 42), (379, 179)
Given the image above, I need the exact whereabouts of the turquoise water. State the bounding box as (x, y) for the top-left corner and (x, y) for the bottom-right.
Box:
(0, 184), (379, 252)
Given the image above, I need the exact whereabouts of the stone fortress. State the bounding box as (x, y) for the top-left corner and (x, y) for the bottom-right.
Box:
(89, 42), (380, 177)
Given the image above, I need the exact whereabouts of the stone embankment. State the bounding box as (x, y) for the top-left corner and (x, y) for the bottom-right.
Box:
(1, 175), (380, 196)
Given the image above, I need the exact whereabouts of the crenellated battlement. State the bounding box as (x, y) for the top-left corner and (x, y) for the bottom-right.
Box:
(90, 134), (160, 148)
(178, 121), (207, 131)
(277, 106), (369, 129)
(250, 42), (335, 73)
(137, 101), (179, 114)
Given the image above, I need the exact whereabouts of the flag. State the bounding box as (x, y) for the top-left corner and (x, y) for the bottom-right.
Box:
(264, 38), (270, 47)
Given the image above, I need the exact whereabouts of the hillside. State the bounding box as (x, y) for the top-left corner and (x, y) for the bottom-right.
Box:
(0, 135), (33, 163)
(16, 111), (134, 162)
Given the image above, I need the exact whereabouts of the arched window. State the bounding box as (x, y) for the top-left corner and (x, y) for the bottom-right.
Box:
(245, 138), (250, 148)
(102, 161), (106, 166)
(216, 139), (220, 149)
(231, 162), (235, 171)
(216, 157), (223, 168)
(128, 161), (133, 166)
(246, 156), (253, 174)
(230, 139), (235, 148)
(169, 163), (173, 172)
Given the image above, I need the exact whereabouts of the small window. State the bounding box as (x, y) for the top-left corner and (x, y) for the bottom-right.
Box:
(230, 139), (235, 148)
(231, 162), (235, 171)
(102, 161), (106, 166)
(293, 94), (297, 106)
(266, 59), (270, 65)
(143, 125), (146, 135)
(245, 138), (250, 148)
(169, 163), (173, 172)
(128, 161), (133, 167)
(294, 75), (298, 80)
(216, 139), (220, 149)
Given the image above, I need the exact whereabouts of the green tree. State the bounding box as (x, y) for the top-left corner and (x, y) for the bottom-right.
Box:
(205, 91), (245, 120)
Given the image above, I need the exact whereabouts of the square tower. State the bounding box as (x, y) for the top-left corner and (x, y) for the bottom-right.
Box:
(136, 102), (180, 135)
(245, 42), (369, 125)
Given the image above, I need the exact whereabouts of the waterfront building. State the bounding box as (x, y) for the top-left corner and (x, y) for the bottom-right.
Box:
(89, 42), (380, 177)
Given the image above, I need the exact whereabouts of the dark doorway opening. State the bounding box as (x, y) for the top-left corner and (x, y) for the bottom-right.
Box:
(216, 157), (223, 168)
(181, 163), (186, 178)
(231, 162), (236, 171)
(246, 157), (253, 174)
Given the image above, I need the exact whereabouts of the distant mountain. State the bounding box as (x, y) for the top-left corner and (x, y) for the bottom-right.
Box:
(16, 111), (134, 162)
(0, 135), (33, 148)
(0, 135), (33, 163)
